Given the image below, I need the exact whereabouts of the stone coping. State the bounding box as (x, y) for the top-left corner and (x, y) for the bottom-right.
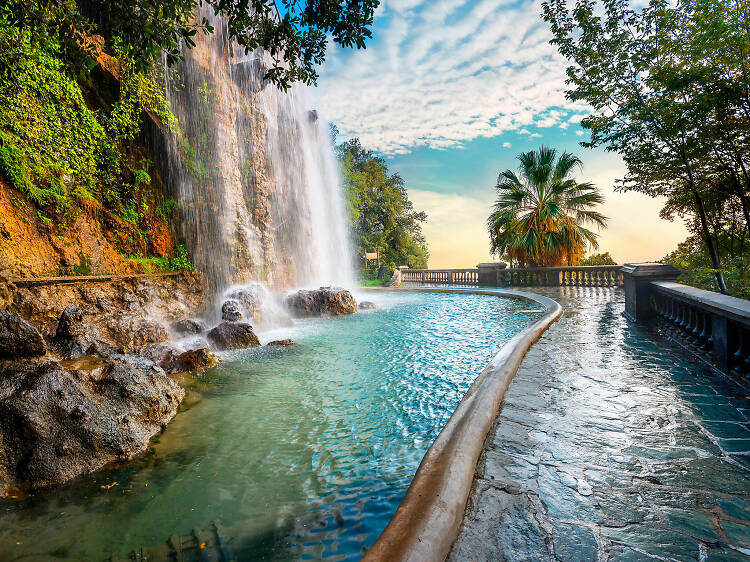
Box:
(361, 286), (563, 561)
(9, 272), (180, 287)
(651, 280), (750, 324)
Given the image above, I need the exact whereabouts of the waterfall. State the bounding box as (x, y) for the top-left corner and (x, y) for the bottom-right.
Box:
(159, 9), (354, 302)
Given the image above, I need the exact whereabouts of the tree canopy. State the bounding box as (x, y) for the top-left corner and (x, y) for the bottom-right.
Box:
(3, 0), (379, 89)
(488, 147), (607, 267)
(542, 0), (750, 293)
(335, 135), (429, 271)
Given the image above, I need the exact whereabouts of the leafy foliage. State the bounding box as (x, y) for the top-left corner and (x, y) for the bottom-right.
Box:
(335, 135), (429, 271)
(5, 0), (379, 89)
(581, 252), (616, 266)
(542, 0), (750, 294)
(663, 236), (750, 299)
(488, 147), (607, 267)
(0, 20), (182, 264)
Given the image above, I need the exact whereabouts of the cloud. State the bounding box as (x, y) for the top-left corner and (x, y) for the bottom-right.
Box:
(576, 130), (585, 136)
(314, 0), (586, 154)
(503, 142), (512, 148)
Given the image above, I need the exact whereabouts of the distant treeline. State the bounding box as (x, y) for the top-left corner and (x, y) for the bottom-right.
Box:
(333, 129), (429, 271)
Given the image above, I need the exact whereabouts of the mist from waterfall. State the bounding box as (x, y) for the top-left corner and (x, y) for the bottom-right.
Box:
(160, 9), (354, 302)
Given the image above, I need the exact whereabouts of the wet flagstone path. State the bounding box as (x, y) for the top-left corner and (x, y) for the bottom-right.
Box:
(449, 287), (750, 561)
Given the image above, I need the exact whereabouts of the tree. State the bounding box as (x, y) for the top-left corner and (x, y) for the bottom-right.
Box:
(581, 252), (616, 266)
(335, 136), (429, 270)
(2, 0), (379, 89)
(487, 147), (607, 267)
(542, 0), (750, 294)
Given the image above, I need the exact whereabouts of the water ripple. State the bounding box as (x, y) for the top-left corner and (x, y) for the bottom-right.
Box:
(0, 291), (540, 560)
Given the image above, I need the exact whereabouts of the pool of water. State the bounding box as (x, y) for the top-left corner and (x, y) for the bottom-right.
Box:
(0, 290), (543, 561)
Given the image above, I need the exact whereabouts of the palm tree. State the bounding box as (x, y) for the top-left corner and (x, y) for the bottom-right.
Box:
(488, 147), (607, 267)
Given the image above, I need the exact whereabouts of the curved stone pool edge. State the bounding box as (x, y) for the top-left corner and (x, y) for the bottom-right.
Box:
(361, 287), (563, 562)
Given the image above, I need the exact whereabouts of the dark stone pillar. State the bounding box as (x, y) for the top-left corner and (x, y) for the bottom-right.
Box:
(711, 315), (732, 372)
(621, 263), (681, 322)
(477, 263), (507, 286)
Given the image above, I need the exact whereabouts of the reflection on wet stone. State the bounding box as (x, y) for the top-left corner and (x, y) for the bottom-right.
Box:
(449, 287), (750, 561)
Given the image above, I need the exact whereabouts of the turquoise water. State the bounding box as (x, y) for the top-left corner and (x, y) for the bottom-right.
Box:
(0, 291), (542, 560)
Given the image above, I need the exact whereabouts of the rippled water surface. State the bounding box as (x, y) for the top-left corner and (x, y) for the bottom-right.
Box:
(0, 291), (542, 560)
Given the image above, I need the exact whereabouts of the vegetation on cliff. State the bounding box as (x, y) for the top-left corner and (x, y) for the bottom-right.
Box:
(6, 0), (379, 89)
(487, 147), (607, 267)
(335, 135), (429, 271)
(0, 19), (182, 275)
(0, 0), (380, 277)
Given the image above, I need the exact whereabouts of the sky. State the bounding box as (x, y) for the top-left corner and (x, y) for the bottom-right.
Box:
(312, 0), (688, 269)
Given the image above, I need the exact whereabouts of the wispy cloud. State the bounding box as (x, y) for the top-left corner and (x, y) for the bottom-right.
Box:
(314, 0), (589, 154)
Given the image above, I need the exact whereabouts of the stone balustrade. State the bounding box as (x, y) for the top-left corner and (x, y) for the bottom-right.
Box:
(622, 262), (750, 379)
(400, 265), (622, 287)
(400, 269), (480, 284)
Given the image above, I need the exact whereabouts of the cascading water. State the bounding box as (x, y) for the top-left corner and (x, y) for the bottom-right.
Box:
(159, 9), (354, 305)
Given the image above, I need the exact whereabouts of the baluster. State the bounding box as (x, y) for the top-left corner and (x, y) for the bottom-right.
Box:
(671, 301), (682, 337)
(684, 306), (695, 345)
(671, 299), (682, 335)
(677, 302), (687, 331)
(732, 326), (747, 376)
(691, 308), (702, 343)
(697, 312), (711, 352)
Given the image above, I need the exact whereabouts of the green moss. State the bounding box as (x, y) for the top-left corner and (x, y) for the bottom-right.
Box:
(0, 22), (179, 258)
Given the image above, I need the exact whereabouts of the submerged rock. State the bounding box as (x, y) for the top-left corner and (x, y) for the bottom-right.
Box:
(206, 322), (260, 351)
(0, 355), (184, 492)
(267, 339), (296, 346)
(359, 301), (377, 310)
(0, 310), (46, 358)
(285, 287), (357, 317)
(171, 318), (205, 335)
(221, 300), (243, 322)
(160, 348), (221, 374)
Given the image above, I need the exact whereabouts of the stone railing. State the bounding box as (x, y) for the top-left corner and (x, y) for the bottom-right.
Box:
(401, 269), (479, 284)
(400, 265), (623, 287)
(623, 263), (750, 379)
(362, 287), (563, 561)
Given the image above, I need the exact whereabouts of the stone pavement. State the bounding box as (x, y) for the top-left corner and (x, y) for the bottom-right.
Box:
(448, 287), (750, 561)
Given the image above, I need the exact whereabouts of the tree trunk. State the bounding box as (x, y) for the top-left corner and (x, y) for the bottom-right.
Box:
(739, 194), (750, 235)
(693, 189), (729, 294)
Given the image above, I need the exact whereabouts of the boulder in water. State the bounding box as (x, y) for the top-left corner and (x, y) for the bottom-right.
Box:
(359, 301), (377, 310)
(0, 310), (46, 358)
(0, 354), (183, 492)
(171, 318), (205, 335)
(206, 322), (260, 351)
(285, 287), (357, 317)
(221, 300), (243, 322)
(267, 339), (297, 346)
(138, 343), (182, 364)
(161, 348), (221, 373)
